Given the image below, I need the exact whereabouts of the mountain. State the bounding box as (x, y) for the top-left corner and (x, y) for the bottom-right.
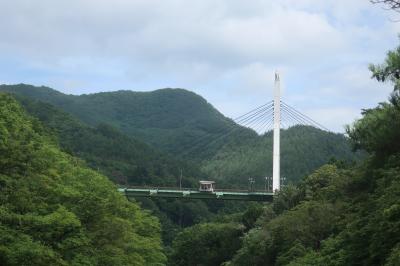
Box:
(0, 84), (255, 157)
(0, 84), (361, 186)
(12, 94), (201, 187)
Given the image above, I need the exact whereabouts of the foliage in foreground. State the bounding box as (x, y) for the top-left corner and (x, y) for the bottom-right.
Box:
(170, 222), (244, 266)
(0, 93), (166, 265)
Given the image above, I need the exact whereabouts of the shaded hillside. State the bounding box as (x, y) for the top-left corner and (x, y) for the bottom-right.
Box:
(0, 93), (166, 265)
(202, 125), (360, 187)
(13, 95), (201, 187)
(0, 84), (256, 156)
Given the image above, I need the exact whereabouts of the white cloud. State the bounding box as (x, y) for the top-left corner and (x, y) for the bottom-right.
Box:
(0, 0), (398, 132)
(302, 107), (362, 132)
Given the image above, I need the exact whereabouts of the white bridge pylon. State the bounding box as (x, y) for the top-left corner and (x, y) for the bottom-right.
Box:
(273, 72), (281, 192)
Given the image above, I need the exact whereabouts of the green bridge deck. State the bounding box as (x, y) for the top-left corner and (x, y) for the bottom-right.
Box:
(119, 188), (274, 201)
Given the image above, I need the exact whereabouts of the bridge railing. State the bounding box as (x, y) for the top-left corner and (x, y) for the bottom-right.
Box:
(119, 185), (273, 193)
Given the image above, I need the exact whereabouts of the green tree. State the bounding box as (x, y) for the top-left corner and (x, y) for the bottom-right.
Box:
(170, 223), (244, 266)
(0, 93), (166, 265)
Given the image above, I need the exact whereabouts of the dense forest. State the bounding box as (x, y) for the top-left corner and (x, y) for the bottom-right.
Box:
(203, 125), (360, 186)
(0, 85), (254, 157)
(0, 94), (165, 265)
(12, 95), (201, 187)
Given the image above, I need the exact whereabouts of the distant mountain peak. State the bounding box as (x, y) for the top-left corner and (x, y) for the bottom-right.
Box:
(0, 84), (247, 155)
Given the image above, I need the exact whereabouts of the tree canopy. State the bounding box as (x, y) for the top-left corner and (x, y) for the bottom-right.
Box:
(0, 93), (166, 265)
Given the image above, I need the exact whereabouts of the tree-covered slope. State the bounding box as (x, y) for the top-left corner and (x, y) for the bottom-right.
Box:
(202, 125), (359, 186)
(0, 93), (166, 265)
(0, 84), (360, 186)
(13, 95), (201, 187)
(0, 84), (255, 156)
(6, 95), (224, 246)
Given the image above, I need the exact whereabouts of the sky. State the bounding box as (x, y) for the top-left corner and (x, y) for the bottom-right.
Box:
(0, 0), (399, 132)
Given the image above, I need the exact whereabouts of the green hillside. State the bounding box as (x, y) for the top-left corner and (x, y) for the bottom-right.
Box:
(0, 93), (166, 265)
(0, 84), (360, 186)
(13, 95), (201, 188)
(6, 94), (229, 245)
(202, 125), (359, 187)
(0, 84), (255, 156)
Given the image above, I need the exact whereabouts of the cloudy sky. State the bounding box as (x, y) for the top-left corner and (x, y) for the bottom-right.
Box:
(0, 0), (399, 132)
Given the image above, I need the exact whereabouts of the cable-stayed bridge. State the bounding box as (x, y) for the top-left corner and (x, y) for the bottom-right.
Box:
(120, 73), (328, 201)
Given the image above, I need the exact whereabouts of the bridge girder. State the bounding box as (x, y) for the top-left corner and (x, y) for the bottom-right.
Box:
(119, 188), (273, 202)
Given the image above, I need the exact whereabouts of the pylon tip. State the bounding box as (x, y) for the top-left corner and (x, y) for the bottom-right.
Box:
(275, 71), (280, 81)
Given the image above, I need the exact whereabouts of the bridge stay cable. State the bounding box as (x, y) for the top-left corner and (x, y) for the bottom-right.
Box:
(281, 105), (304, 127)
(181, 112), (273, 157)
(281, 103), (321, 129)
(181, 109), (272, 155)
(262, 119), (274, 133)
(181, 104), (274, 156)
(282, 113), (301, 128)
(281, 101), (329, 131)
(183, 105), (272, 155)
(242, 108), (274, 130)
(180, 101), (329, 157)
(178, 102), (274, 155)
(281, 105), (310, 127)
(254, 112), (274, 133)
(281, 103), (323, 130)
(235, 104), (274, 125)
(234, 101), (273, 122)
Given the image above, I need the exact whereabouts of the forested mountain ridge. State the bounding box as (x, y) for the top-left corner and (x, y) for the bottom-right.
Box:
(0, 93), (166, 265)
(0, 84), (359, 187)
(0, 84), (255, 156)
(12, 95), (201, 187)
